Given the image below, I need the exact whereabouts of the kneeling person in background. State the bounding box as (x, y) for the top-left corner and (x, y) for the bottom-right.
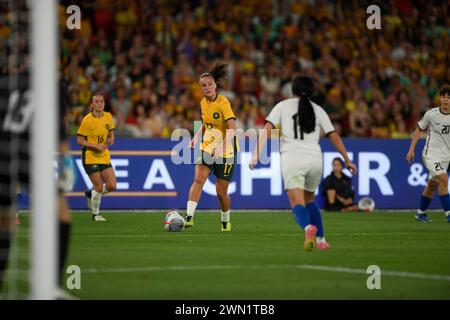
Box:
(322, 157), (358, 212)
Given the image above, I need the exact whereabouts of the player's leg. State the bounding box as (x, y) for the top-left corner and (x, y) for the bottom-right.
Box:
(15, 185), (21, 225)
(0, 207), (16, 291)
(304, 161), (327, 241)
(305, 191), (329, 250)
(283, 153), (309, 229)
(283, 153), (319, 252)
(185, 164), (211, 227)
(417, 156), (442, 222)
(88, 171), (105, 221)
(287, 188), (317, 252)
(213, 158), (235, 231)
(58, 194), (71, 286)
(88, 166), (116, 222)
(54, 195), (78, 300)
(100, 165), (116, 195)
(415, 179), (437, 222)
(436, 172), (450, 222)
(216, 179), (232, 231)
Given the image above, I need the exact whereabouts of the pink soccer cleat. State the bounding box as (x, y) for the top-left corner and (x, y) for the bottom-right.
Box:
(304, 225), (318, 252)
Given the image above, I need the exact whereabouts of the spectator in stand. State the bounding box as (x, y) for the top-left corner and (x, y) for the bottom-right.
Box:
(348, 99), (372, 137)
(59, 1), (449, 139)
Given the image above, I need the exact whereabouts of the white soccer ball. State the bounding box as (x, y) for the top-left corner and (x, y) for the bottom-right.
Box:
(358, 197), (376, 212)
(163, 211), (185, 232)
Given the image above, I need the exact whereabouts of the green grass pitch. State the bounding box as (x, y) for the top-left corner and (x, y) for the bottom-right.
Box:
(6, 210), (450, 299)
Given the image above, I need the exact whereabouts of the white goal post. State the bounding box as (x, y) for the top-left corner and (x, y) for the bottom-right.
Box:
(30, 0), (58, 300)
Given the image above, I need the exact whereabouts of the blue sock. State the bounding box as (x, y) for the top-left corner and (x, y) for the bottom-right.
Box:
(438, 194), (450, 212)
(306, 202), (324, 237)
(292, 205), (310, 230)
(419, 195), (432, 212)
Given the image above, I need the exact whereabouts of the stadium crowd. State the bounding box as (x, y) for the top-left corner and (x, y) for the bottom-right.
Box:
(59, 0), (450, 138)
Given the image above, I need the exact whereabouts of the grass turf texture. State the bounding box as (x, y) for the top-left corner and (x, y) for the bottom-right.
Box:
(6, 211), (450, 299)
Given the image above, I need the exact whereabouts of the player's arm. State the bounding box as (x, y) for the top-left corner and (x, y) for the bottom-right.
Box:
(216, 118), (237, 157)
(406, 126), (422, 163)
(408, 111), (429, 163)
(107, 115), (116, 146)
(76, 135), (106, 151)
(328, 132), (357, 175)
(249, 121), (274, 170)
(107, 130), (115, 146)
(250, 101), (281, 170)
(189, 124), (204, 149)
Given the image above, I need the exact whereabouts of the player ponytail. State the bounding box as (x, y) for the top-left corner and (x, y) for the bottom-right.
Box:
(200, 63), (230, 90)
(292, 76), (315, 134)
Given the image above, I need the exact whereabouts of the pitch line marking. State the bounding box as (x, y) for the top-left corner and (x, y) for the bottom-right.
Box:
(81, 264), (450, 282)
(70, 232), (410, 238)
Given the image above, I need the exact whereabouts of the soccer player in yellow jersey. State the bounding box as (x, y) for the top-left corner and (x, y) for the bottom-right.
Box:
(186, 64), (238, 231)
(77, 94), (117, 221)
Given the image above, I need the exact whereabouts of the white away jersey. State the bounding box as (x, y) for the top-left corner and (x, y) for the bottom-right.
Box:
(265, 98), (335, 155)
(418, 107), (450, 161)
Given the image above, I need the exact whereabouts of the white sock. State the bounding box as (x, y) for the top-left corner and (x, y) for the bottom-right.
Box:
(221, 210), (230, 222)
(316, 237), (327, 244)
(445, 211), (450, 217)
(102, 184), (109, 195)
(186, 201), (197, 218)
(92, 190), (102, 215)
(417, 209), (426, 215)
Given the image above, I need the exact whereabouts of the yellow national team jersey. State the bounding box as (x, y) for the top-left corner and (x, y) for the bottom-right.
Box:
(77, 112), (115, 165)
(199, 95), (239, 158)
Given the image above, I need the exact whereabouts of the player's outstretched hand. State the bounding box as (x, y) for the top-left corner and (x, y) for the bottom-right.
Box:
(346, 161), (357, 175)
(406, 150), (414, 163)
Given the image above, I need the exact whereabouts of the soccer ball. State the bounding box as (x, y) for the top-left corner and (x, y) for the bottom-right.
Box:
(358, 197), (376, 212)
(163, 211), (185, 232)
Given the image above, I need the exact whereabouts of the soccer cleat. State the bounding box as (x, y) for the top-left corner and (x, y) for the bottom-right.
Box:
(304, 225), (318, 252)
(221, 221), (231, 232)
(92, 214), (107, 222)
(85, 189), (92, 209)
(415, 213), (432, 223)
(185, 215), (194, 228)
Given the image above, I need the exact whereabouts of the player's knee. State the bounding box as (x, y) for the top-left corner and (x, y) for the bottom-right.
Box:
(194, 174), (207, 186)
(438, 174), (448, 186)
(216, 185), (228, 200)
(93, 185), (103, 193)
(216, 189), (228, 201)
(304, 193), (315, 204)
(428, 180), (439, 191)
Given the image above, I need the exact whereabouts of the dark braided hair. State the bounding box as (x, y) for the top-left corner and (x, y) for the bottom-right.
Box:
(292, 76), (315, 134)
(200, 63), (230, 90)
